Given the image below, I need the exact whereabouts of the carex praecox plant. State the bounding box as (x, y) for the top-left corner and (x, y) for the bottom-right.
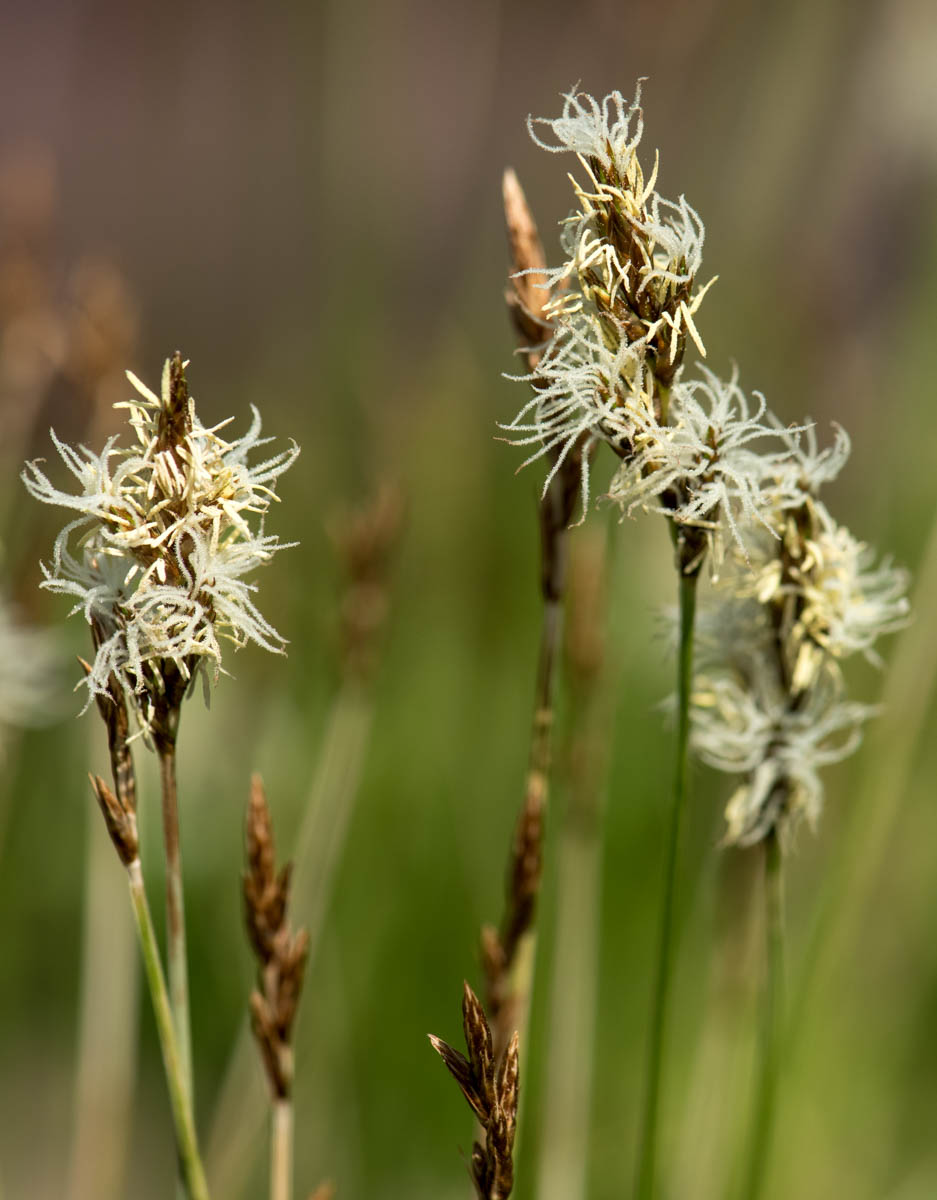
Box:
(23, 352), (299, 734)
(504, 82), (909, 844)
(500, 81), (909, 1200)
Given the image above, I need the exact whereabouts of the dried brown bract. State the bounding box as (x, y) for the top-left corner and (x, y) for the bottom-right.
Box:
(82, 626), (139, 865)
(503, 167), (552, 372)
(244, 773), (310, 1099)
(88, 773), (138, 867)
(429, 982), (519, 1200)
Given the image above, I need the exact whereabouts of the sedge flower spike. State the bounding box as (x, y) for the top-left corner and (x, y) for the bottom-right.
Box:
(505, 84), (809, 553)
(685, 429), (909, 845)
(607, 367), (807, 560)
(504, 84), (717, 513)
(22, 353), (299, 730)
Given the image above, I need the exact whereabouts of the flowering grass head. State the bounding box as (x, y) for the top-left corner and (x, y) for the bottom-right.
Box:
(607, 367), (809, 563)
(504, 84), (744, 537)
(687, 429), (910, 845)
(23, 352), (299, 732)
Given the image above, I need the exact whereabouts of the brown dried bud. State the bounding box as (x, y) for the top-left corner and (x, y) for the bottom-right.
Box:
(502, 168), (552, 369)
(501, 782), (544, 964)
(496, 1032), (519, 1148)
(85, 622), (138, 818)
(462, 981), (496, 1104)
(89, 773), (138, 866)
(243, 774), (309, 1099)
(430, 984), (520, 1199)
(427, 1034), (486, 1125)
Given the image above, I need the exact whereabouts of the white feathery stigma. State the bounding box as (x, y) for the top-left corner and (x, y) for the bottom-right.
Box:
(22, 357), (299, 729)
(506, 83), (717, 517)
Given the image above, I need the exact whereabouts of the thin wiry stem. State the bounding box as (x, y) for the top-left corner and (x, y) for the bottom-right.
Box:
(205, 683), (373, 1197)
(67, 809), (139, 1200)
(741, 831), (784, 1200)
(270, 1098), (293, 1200)
(127, 859), (210, 1200)
(156, 733), (194, 1107)
(636, 563), (698, 1200)
(496, 587), (562, 1053)
(484, 465), (573, 1065)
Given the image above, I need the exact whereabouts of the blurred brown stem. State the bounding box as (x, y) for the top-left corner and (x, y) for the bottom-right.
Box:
(483, 168), (572, 1064)
(484, 465), (574, 1067)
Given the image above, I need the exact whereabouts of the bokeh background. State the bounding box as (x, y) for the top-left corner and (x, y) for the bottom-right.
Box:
(2, 0), (937, 1197)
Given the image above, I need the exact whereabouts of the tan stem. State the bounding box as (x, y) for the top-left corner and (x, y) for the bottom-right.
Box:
(270, 1099), (293, 1200)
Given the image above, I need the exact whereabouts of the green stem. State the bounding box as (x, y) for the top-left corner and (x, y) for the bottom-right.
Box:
(157, 737), (194, 1107)
(127, 859), (210, 1200)
(636, 565), (698, 1200)
(741, 832), (784, 1200)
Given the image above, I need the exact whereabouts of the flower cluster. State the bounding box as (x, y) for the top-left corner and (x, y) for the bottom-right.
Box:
(505, 84), (910, 844)
(503, 85), (806, 561)
(688, 429), (909, 844)
(23, 354), (299, 730)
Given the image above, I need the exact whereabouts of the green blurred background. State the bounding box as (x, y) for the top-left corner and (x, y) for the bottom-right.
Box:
(1, 0), (936, 1196)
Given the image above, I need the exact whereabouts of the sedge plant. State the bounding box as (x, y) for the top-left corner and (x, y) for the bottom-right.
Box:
(497, 82), (909, 1200)
(23, 351), (299, 1196)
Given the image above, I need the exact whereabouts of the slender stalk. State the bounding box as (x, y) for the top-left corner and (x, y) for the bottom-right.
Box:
(497, 584), (562, 1056)
(157, 734), (194, 1106)
(205, 683), (373, 1196)
(490, 164), (573, 1065)
(126, 859), (210, 1200)
(741, 832), (784, 1200)
(636, 565), (698, 1200)
(270, 1099), (293, 1200)
(67, 808), (139, 1200)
